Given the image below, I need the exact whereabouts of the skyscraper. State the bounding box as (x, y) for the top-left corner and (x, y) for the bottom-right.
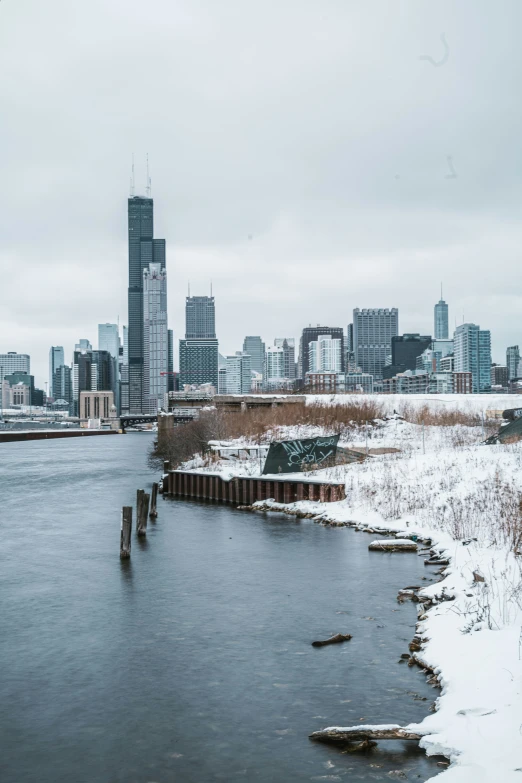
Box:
(434, 290), (449, 339)
(274, 338), (296, 379)
(299, 327), (344, 378)
(49, 346), (64, 397)
(185, 296), (215, 338)
(308, 335), (342, 373)
(243, 336), (265, 374)
(128, 196), (166, 414)
(224, 352), (252, 394)
(179, 295), (219, 389)
(53, 365), (73, 412)
(0, 352), (30, 379)
(454, 323), (491, 393)
(506, 345), (520, 381)
(121, 326), (129, 412)
(143, 262), (168, 412)
(98, 324), (120, 413)
(353, 309), (399, 379)
(167, 329), (175, 392)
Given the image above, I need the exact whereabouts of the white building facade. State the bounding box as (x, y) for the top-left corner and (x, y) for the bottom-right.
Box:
(308, 335), (342, 373)
(143, 263), (168, 413)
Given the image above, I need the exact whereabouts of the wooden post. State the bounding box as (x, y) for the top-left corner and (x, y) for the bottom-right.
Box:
(150, 482), (158, 518)
(163, 460), (171, 474)
(136, 489), (144, 533)
(137, 489), (149, 536)
(120, 506), (132, 558)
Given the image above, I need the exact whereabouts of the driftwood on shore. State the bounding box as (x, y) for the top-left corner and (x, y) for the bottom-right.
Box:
(369, 539), (418, 552)
(312, 633), (352, 647)
(309, 725), (424, 744)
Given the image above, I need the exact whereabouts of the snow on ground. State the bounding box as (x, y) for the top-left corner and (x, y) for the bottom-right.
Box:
(305, 392), (522, 417)
(179, 414), (522, 781)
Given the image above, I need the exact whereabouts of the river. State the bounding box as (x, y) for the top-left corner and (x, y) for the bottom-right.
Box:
(0, 434), (443, 782)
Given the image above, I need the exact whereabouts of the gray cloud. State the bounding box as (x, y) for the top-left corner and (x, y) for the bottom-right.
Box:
(1, 0), (522, 386)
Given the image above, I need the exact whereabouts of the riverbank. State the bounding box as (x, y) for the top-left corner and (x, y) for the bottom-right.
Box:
(0, 429), (119, 443)
(172, 411), (522, 782)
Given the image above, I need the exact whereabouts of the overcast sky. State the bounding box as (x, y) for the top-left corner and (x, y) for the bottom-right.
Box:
(2, 0), (522, 387)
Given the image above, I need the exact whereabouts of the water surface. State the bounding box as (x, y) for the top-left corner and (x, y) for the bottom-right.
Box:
(0, 434), (442, 782)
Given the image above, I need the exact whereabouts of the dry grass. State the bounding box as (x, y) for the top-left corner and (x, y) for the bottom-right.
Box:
(398, 402), (481, 427)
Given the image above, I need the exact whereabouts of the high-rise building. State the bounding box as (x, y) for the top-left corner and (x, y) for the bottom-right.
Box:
(264, 346), (285, 387)
(243, 336), (265, 374)
(143, 262), (168, 413)
(506, 346), (520, 381)
(387, 333), (432, 377)
(454, 323), (491, 393)
(98, 324), (120, 413)
(179, 294), (218, 389)
(121, 326), (129, 413)
(185, 296), (215, 338)
(299, 327), (344, 378)
(353, 308), (399, 379)
(308, 335), (342, 373)
(167, 329), (175, 392)
(434, 290), (449, 339)
(49, 347), (64, 397)
(346, 324), (354, 353)
(75, 339), (92, 352)
(179, 339), (219, 388)
(128, 195), (166, 414)
(72, 348), (92, 416)
(0, 352), (30, 379)
(274, 338), (296, 379)
(53, 365), (73, 412)
(491, 364), (508, 388)
(224, 352), (252, 394)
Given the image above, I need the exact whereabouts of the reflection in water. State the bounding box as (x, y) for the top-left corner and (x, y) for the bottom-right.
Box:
(0, 435), (442, 782)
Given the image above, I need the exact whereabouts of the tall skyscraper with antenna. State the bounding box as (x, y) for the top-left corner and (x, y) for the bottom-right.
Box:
(127, 162), (166, 414)
(434, 286), (449, 339)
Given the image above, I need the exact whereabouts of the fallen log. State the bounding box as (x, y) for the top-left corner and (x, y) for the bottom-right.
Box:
(312, 633), (352, 647)
(309, 724), (424, 744)
(369, 539), (418, 552)
(424, 559), (450, 566)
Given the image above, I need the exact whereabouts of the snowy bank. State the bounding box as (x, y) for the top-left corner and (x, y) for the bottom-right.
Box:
(177, 416), (522, 781)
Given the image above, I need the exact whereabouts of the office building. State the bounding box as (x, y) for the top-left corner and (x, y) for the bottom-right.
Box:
(224, 353), (252, 394)
(434, 292), (449, 339)
(179, 293), (218, 389)
(243, 336), (265, 375)
(143, 262), (168, 413)
(392, 334), (432, 370)
(353, 309), (399, 379)
(49, 346), (64, 397)
(167, 329), (174, 392)
(274, 338), (296, 379)
(179, 339), (219, 388)
(0, 352), (30, 379)
(506, 346), (520, 381)
(491, 364), (508, 388)
(75, 339), (92, 352)
(3, 372), (35, 405)
(128, 195), (166, 414)
(454, 323), (491, 393)
(453, 371), (473, 394)
(79, 391), (116, 421)
(53, 365), (73, 412)
(98, 324), (120, 413)
(121, 326), (129, 413)
(346, 323), (354, 353)
(73, 347), (92, 416)
(299, 326), (344, 378)
(308, 334), (342, 373)
(440, 354), (455, 373)
(185, 296), (215, 338)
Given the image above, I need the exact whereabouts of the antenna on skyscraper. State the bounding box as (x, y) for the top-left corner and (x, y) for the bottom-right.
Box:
(210, 280), (213, 297)
(130, 154), (135, 196)
(440, 281), (443, 300)
(188, 281), (191, 297)
(146, 153), (151, 197)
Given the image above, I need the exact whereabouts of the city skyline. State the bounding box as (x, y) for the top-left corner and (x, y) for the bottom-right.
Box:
(3, 2), (522, 387)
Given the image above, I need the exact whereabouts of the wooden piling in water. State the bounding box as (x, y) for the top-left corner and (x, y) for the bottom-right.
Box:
(120, 506), (132, 558)
(136, 489), (147, 536)
(150, 482), (158, 518)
